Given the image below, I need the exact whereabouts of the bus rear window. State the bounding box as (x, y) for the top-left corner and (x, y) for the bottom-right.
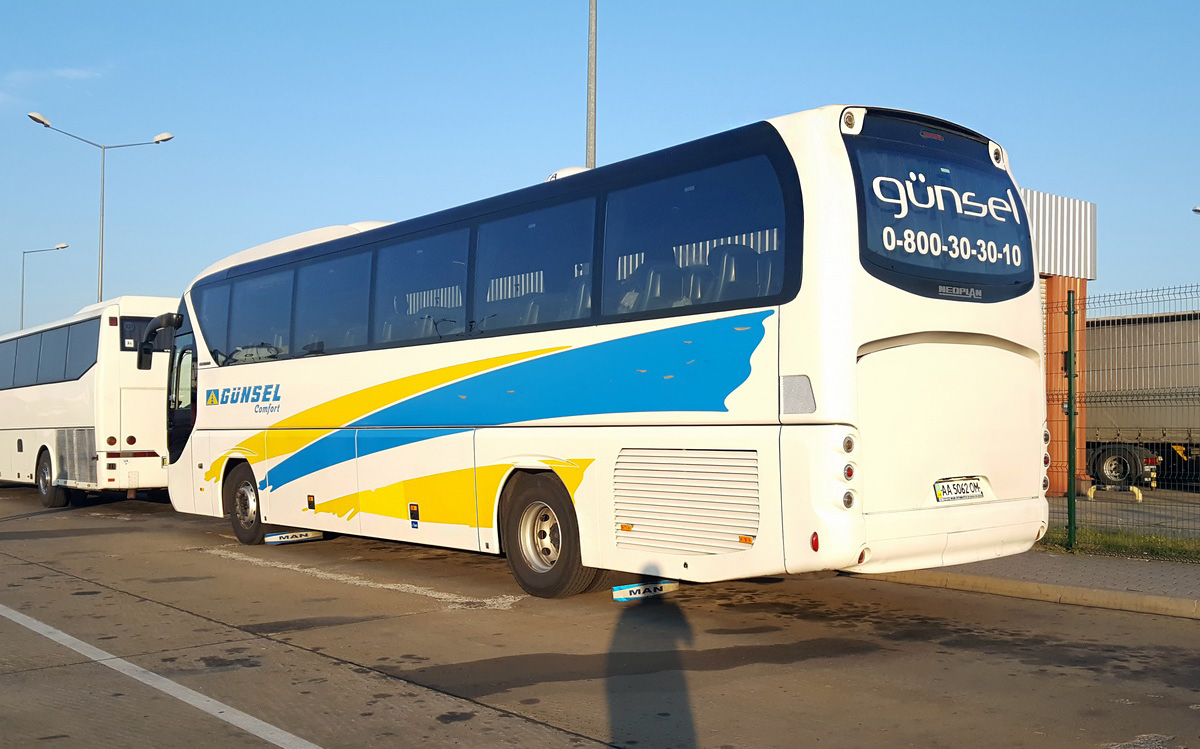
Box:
(845, 114), (1034, 303)
(120, 317), (172, 352)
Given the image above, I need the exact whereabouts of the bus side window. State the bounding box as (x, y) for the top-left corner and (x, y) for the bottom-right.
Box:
(13, 334), (41, 388)
(0, 340), (16, 389)
(228, 270), (293, 363)
(65, 319), (100, 379)
(474, 198), (595, 333)
(294, 250), (371, 355)
(373, 229), (468, 344)
(602, 155), (786, 316)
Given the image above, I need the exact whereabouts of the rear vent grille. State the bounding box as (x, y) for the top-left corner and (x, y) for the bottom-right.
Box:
(614, 448), (760, 555)
(56, 429), (97, 484)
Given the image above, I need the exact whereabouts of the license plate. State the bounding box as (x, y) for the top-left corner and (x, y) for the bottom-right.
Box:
(934, 478), (985, 502)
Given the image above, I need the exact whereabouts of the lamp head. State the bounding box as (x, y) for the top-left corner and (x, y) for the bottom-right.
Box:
(153, 132), (174, 144)
(27, 112), (52, 128)
(55, 243), (68, 250)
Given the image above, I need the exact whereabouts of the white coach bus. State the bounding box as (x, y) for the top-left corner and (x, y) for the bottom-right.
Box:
(147, 106), (1049, 597)
(0, 297), (177, 506)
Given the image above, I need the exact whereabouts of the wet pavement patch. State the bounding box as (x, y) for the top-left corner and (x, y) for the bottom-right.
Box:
(435, 711), (476, 724)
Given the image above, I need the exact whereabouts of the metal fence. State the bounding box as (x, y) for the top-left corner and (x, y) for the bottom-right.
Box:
(1045, 284), (1200, 560)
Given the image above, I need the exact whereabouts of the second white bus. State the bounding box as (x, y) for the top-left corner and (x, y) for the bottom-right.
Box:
(0, 296), (177, 506)
(148, 105), (1049, 596)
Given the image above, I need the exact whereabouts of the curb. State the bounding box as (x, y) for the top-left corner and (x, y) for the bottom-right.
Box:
(845, 570), (1200, 620)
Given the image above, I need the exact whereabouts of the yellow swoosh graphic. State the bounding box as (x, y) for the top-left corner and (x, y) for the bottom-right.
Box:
(308, 459), (595, 527)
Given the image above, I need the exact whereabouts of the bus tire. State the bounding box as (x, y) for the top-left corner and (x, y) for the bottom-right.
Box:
(36, 451), (70, 508)
(226, 463), (266, 545)
(501, 472), (598, 598)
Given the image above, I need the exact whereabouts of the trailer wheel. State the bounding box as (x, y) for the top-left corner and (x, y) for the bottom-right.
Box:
(501, 472), (599, 598)
(36, 451), (71, 508)
(1093, 446), (1137, 486)
(226, 463), (266, 545)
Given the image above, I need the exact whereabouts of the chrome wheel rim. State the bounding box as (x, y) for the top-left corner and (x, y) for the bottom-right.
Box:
(518, 501), (560, 573)
(37, 462), (51, 495)
(234, 481), (259, 530)
(1102, 456), (1129, 483)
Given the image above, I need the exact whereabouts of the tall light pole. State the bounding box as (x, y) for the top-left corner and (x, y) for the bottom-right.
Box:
(21, 243), (69, 329)
(27, 113), (173, 303)
(586, 0), (597, 169)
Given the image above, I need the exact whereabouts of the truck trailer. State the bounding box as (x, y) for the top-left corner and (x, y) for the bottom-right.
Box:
(1084, 311), (1200, 488)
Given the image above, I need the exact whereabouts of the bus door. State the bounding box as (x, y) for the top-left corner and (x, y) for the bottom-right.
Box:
(166, 331), (199, 511)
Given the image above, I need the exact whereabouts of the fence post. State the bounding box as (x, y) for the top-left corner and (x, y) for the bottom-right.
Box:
(1066, 289), (1077, 549)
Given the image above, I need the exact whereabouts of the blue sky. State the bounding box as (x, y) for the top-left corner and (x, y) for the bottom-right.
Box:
(2, 1), (1197, 330)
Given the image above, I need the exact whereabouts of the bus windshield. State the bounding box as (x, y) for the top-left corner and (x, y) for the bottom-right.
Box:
(846, 113), (1033, 302)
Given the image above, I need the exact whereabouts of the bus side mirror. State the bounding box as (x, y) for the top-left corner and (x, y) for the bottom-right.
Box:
(137, 312), (183, 370)
(137, 341), (155, 370)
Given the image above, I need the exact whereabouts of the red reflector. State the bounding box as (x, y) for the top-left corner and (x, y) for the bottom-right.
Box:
(1143, 458), (1156, 465)
(105, 452), (121, 459)
(108, 317), (118, 326)
(920, 131), (945, 141)
(810, 532), (819, 552)
(106, 451), (160, 459)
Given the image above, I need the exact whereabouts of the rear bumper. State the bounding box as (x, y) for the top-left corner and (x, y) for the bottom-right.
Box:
(840, 495), (1048, 574)
(81, 454), (169, 491)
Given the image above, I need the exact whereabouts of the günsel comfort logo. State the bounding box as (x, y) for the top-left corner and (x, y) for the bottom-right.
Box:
(205, 384), (283, 414)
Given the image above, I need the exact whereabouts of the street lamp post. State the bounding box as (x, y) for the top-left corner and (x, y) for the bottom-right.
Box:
(21, 243), (69, 329)
(26, 113), (173, 303)
(586, 0), (597, 169)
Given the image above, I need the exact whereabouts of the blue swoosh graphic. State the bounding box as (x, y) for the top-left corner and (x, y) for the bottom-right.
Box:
(266, 310), (771, 491)
(267, 428), (467, 491)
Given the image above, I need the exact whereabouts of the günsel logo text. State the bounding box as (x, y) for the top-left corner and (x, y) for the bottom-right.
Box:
(938, 285), (983, 300)
(872, 172), (1022, 223)
(205, 384), (283, 414)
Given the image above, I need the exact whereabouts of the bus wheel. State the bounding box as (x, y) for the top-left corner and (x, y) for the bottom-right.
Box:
(502, 473), (598, 598)
(36, 452), (70, 509)
(226, 463), (266, 545)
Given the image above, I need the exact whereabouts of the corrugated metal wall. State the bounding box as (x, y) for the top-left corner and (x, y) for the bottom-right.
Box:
(1020, 188), (1097, 280)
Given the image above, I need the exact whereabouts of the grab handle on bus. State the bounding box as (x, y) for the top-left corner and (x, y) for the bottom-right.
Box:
(137, 312), (183, 370)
